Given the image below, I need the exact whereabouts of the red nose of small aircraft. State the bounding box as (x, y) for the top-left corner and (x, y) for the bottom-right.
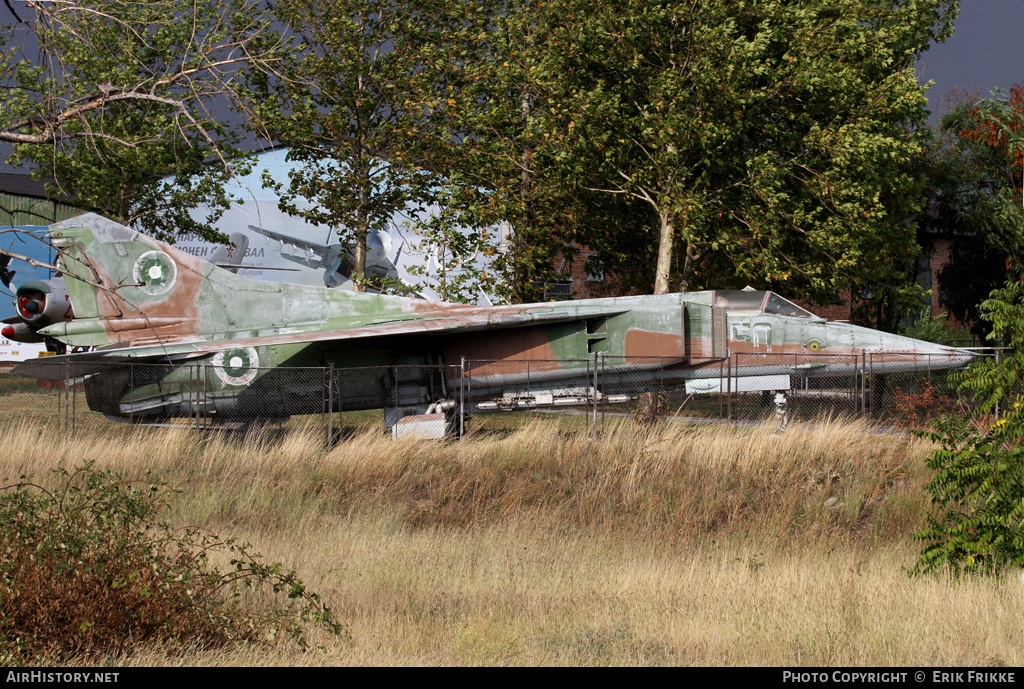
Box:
(1, 326), (12, 340)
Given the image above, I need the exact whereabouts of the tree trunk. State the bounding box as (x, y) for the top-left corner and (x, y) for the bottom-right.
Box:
(513, 87), (535, 305)
(678, 242), (701, 293)
(639, 208), (674, 424)
(354, 184), (368, 293)
(653, 209), (674, 295)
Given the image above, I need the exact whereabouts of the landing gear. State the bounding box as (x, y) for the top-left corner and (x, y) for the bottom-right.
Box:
(44, 337), (66, 355)
(773, 391), (788, 433)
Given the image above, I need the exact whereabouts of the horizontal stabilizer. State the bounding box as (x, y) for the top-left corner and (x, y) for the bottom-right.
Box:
(14, 350), (205, 381)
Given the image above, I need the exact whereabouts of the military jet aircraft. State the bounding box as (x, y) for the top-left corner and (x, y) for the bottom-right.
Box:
(247, 224), (406, 291)
(14, 213), (975, 429)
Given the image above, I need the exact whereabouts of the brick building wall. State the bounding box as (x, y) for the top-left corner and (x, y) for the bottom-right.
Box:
(780, 237), (964, 328)
(928, 236), (954, 319)
(548, 249), (642, 301)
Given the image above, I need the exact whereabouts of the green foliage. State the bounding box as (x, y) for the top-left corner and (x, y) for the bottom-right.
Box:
(914, 280), (1024, 575)
(539, 0), (956, 301)
(900, 308), (972, 346)
(246, 0), (447, 292)
(1, 0), (270, 243)
(914, 414), (1024, 574)
(238, 0), (958, 302)
(412, 0), (958, 302)
(0, 463), (341, 665)
(402, 177), (502, 304)
(918, 93), (1023, 338)
(407, 0), (614, 303)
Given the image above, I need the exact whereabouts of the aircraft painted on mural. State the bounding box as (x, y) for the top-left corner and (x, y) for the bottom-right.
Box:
(14, 213), (975, 429)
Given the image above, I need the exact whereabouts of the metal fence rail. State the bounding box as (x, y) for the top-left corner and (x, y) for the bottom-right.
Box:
(0, 350), (993, 442)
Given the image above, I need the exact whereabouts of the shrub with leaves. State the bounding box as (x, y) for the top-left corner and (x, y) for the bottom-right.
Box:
(0, 464), (341, 665)
(914, 279), (1024, 574)
(914, 414), (1024, 573)
(900, 308), (973, 347)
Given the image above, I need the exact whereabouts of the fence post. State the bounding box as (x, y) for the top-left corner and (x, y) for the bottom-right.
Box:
(719, 358), (724, 419)
(851, 354), (857, 414)
(204, 363), (210, 426)
(327, 363), (335, 449)
(727, 348), (732, 422)
(197, 364), (202, 429)
(861, 350), (867, 419)
(869, 353), (874, 417)
(592, 351), (598, 441)
(195, 364), (200, 431)
(64, 358), (70, 439)
(995, 349), (1001, 420)
(467, 360), (473, 423)
(459, 357), (466, 440)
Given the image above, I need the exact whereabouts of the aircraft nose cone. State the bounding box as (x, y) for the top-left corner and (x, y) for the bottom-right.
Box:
(1, 326), (12, 339)
(949, 347), (980, 367)
(912, 345), (978, 371)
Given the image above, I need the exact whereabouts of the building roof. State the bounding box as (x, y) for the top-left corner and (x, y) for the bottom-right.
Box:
(0, 173), (49, 199)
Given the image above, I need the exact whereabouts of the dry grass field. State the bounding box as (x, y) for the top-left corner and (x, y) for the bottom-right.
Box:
(2, 416), (1022, 666)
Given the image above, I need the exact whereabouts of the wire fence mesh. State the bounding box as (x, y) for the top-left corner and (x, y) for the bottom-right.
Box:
(0, 350), (998, 442)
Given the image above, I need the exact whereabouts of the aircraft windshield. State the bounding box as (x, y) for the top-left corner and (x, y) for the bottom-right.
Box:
(713, 290), (817, 319)
(764, 293), (816, 318)
(714, 290), (766, 310)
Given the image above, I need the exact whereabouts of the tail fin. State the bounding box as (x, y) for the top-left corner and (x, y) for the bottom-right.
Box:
(208, 233), (250, 270)
(45, 213), (328, 348)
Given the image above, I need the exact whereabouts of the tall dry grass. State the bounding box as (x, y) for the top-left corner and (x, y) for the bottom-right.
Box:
(2, 417), (1021, 666)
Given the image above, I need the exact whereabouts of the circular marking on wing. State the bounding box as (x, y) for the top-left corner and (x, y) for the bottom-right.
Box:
(212, 347), (259, 386)
(132, 250), (177, 296)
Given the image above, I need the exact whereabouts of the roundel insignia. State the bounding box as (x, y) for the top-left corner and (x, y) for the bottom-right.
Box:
(132, 251), (177, 296)
(212, 347), (259, 386)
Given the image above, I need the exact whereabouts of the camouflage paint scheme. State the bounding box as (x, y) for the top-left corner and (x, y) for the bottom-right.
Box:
(16, 214), (975, 423)
(1, 221), (407, 347)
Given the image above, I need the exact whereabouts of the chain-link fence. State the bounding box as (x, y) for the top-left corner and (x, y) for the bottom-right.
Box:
(0, 350), (999, 442)
(725, 351), (984, 426)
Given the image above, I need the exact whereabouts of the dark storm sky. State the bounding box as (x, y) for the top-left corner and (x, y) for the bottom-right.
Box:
(917, 1), (1024, 118)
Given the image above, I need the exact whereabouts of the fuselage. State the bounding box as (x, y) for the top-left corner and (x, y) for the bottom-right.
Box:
(20, 214), (975, 422)
(77, 288), (973, 421)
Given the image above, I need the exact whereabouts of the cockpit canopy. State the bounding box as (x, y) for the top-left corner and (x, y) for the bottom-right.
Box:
(712, 290), (818, 319)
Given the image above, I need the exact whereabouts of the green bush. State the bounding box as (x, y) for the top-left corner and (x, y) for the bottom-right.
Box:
(914, 414), (1024, 574)
(914, 280), (1024, 574)
(0, 463), (341, 665)
(900, 308), (973, 347)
